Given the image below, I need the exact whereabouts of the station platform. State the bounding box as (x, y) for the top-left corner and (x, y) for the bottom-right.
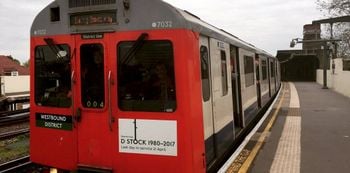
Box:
(222, 82), (350, 173)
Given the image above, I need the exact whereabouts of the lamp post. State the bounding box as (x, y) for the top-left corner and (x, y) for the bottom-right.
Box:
(321, 43), (328, 89)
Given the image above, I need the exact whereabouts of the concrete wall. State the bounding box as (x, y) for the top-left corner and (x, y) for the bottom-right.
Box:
(317, 58), (350, 98)
(1, 75), (30, 96)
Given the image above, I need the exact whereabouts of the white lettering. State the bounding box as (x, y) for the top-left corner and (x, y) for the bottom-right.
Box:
(151, 21), (173, 28)
(40, 114), (67, 122)
(44, 122), (63, 129)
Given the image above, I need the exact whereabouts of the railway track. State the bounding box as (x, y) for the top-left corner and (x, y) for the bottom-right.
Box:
(0, 156), (31, 173)
(0, 109), (30, 118)
(0, 128), (29, 141)
(0, 111), (29, 127)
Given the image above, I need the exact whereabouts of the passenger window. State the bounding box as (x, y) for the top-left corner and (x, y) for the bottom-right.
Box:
(118, 40), (176, 112)
(262, 60), (267, 80)
(230, 46), (236, 73)
(244, 56), (254, 87)
(35, 45), (71, 107)
(221, 50), (228, 96)
(200, 46), (210, 101)
(255, 57), (260, 81)
(271, 61), (275, 77)
(80, 44), (105, 109)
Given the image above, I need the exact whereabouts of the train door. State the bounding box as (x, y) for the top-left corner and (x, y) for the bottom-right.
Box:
(208, 38), (234, 162)
(267, 58), (272, 97)
(269, 60), (276, 94)
(255, 54), (262, 108)
(230, 45), (243, 134)
(73, 34), (114, 170)
(274, 61), (278, 92)
(199, 36), (215, 164)
(32, 37), (78, 169)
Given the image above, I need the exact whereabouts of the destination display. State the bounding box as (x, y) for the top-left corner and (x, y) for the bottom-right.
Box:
(70, 11), (117, 26)
(81, 33), (104, 39)
(36, 113), (73, 131)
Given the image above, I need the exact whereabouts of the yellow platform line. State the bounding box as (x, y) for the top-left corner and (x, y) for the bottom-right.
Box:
(238, 83), (287, 173)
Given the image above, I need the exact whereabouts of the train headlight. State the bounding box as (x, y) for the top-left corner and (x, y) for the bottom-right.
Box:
(50, 168), (58, 173)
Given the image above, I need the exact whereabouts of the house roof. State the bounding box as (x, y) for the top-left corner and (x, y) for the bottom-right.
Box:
(0, 55), (29, 75)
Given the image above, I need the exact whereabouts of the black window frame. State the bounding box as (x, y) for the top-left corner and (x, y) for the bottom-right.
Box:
(261, 59), (268, 80)
(200, 46), (211, 102)
(34, 44), (72, 108)
(270, 61), (275, 78)
(117, 40), (177, 113)
(244, 55), (255, 87)
(80, 43), (105, 109)
(221, 50), (228, 96)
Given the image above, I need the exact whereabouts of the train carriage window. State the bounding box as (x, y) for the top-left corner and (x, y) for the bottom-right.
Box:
(230, 46), (236, 73)
(117, 40), (176, 112)
(80, 44), (105, 109)
(270, 61), (275, 77)
(262, 60), (267, 80)
(35, 45), (71, 107)
(221, 50), (228, 96)
(200, 46), (210, 101)
(244, 56), (254, 87)
(50, 7), (60, 22)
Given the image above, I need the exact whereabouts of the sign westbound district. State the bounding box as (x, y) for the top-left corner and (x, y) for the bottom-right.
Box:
(36, 113), (72, 131)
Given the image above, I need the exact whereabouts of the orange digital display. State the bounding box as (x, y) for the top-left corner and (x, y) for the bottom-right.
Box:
(70, 11), (116, 26)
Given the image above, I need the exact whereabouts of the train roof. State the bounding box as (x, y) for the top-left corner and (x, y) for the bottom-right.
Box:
(31, 0), (274, 57)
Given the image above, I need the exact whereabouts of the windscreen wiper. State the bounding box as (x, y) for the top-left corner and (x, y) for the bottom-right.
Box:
(121, 33), (149, 65)
(44, 38), (68, 59)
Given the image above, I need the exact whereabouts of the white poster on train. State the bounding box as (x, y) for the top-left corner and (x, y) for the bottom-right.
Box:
(118, 119), (177, 156)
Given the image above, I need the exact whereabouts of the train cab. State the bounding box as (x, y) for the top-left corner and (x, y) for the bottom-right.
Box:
(30, 0), (280, 172)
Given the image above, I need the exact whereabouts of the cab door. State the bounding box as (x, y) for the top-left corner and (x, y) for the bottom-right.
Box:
(73, 34), (114, 169)
(199, 36), (215, 164)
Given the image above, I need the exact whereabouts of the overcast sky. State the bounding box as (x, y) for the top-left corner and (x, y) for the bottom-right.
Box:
(0, 0), (323, 63)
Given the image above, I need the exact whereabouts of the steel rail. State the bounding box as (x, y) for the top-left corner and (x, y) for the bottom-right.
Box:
(0, 156), (31, 173)
(0, 112), (29, 127)
(0, 109), (30, 118)
(0, 128), (29, 141)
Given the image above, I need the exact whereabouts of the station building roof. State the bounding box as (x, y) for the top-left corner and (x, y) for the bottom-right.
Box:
(0, 55), (29, 76)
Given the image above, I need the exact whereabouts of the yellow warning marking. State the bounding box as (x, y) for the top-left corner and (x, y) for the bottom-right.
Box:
(226, 149), (251, 173)
(270, 82), (301, 173)
(237, 83), (287, 173)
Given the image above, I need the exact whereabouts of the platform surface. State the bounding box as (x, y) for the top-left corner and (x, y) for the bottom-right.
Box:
(226, 82), (350, 173)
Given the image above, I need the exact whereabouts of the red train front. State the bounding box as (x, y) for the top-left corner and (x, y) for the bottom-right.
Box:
(30, 0), (205, 172)
(30, 0), (280, 172)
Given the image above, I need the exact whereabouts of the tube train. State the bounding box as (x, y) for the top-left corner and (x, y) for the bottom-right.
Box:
(30, 0), (281, 172)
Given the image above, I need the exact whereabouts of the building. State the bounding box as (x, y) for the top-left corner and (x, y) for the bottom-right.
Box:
(277, 24), (325, 81)
(0, 55), (30, 110)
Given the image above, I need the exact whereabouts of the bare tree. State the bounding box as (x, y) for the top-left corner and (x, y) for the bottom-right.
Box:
(317, 0), (350, 16)
(7, 55), (21, 65)
(23, 59), (30, 68)
(317, 0), (350, 58)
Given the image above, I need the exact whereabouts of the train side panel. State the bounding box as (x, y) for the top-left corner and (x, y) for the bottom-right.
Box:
(238, 48), (258, 125)
(201, 38), (234, 167)
(276, 61), (281, 89)
(109, 29), (205, 173)
(268, 59), (276, 95)
(259, 56), (270, 106)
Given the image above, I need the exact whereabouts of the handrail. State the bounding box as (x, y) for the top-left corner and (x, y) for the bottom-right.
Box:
(71, 71), (76, 127)
(108, 70), (114, 131)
